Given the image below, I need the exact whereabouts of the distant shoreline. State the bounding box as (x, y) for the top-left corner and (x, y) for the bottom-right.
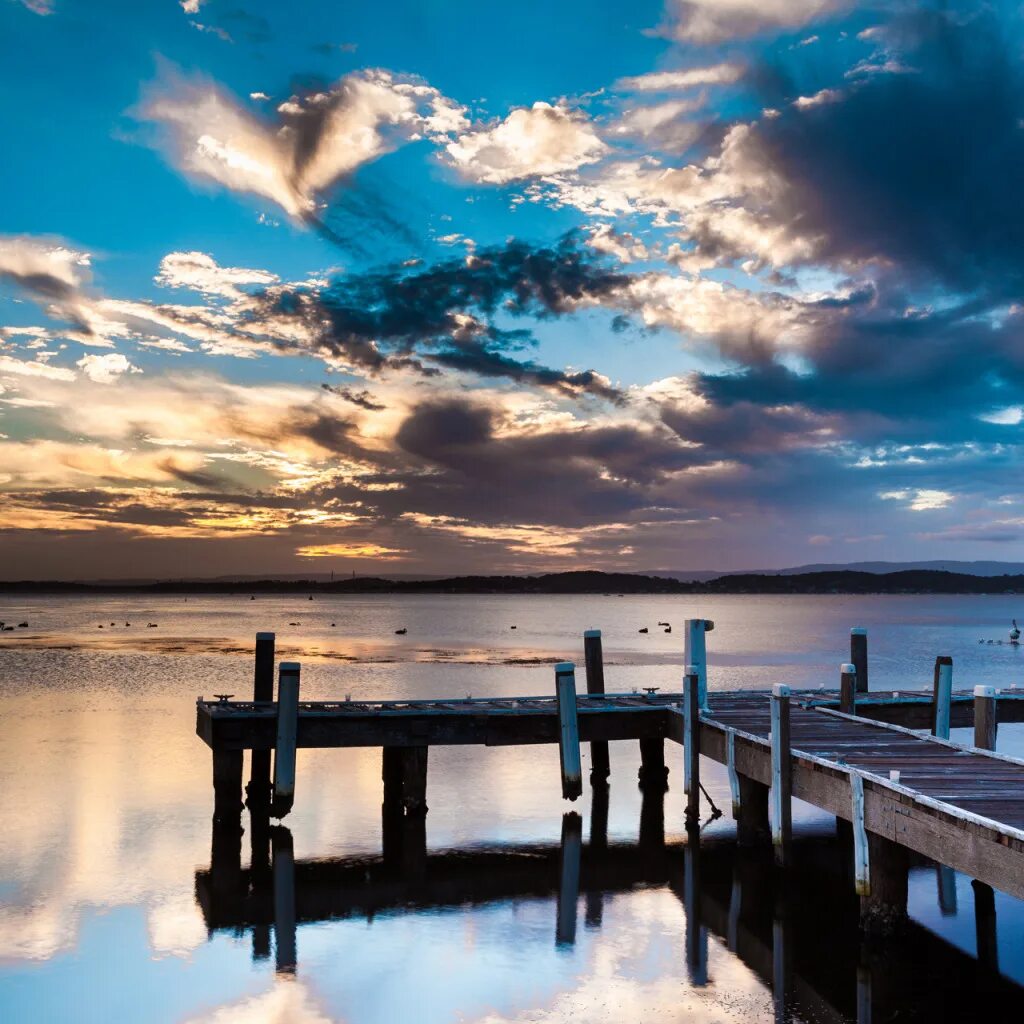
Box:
(4, 569), (1024, 595)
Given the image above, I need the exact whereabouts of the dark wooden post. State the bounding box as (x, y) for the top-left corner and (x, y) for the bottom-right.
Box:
(972, 879), (999, 973)
(639, 781), (665, 850)
(213, 748), (244, 826)
(401, 746), (429, 816)
(272, 662), (300, 818)
(770, 684), (792, 867)
(585, 784), (608, 928)
(556, 812), (582, 947)
(851, 627), (868, 693)
(840, 662), (857, 715)
(860, 832), (909, 936)
(248, 807), (272, 961)
(381, 747), (405, 867)
(583, 630), (610, 785)
(555, 662), (583, 801)
(638, 736), (668, 792)
(247, 631), (275, 807)
(684, 820), (708, 986)
(932, 656), (953, 739)
(974, 685), (997, 751)
(737, 774), (771, 846)
(683, 672), (700, 826)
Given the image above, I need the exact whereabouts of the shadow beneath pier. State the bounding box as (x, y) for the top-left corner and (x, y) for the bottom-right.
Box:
(198, 803), (1022, 1022)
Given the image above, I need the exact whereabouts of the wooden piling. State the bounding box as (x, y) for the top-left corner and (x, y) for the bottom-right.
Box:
(684, 825), (708, 986)
(971, 879), (999, 973)
(638, 736), (668, 792)
(770, 684), (792, 866)
(726, 729), (741, 818)
(683, 672), (700, 826)
(213, 748), (243, 826)
(860, 832), (908, 935)
(400, 746), (429, 816)
(583, 630), (610, 785)
(851, 627), (868, 693)
(737, 774), (771, 847)
(974, 685), (997, 751)
(381, 747), (405, 867)
(931, 656), (953, 740)
(851, 773), (869, 896)
(247, 631), (275, 807)
(685, 619), (714, 711)
(840, 662), (857, 715)
(272, 662), (300, 818)
(555, 662), (583, 801)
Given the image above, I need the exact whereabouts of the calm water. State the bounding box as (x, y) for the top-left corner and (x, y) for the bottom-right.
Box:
(2, 593), (1024, 1022)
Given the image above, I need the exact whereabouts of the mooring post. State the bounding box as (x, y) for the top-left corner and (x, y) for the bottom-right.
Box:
(638, 736), (668, 792)
(932, 656), (953, 740)
(400, 746), (429, 816)
(556, 812), (582, 947)
(246, 631), (275, 808)
(212, 746), (244, 828)
(555, 662), (583, 801)
(840, 662), (857, 715)
(272, 662), (300, 818)
(639, 780), (666, 850)
(770, 684), (792, 866)
(683, 672), (700, 826)
(583, 630), (610, 785)
(685, 619), (714, 711)
(851, 627), (868, 693)
(860, 830), (909, 936)
(971, 879), (999, 973)
(737, 773), (771, 846)
(851, 773), (870, 897)
(271, 826), (296, 975)
(974, 685), (997, 751)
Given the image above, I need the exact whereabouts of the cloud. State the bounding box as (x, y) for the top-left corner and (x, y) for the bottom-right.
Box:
(661, 0), (848, 44)
(17, 0), (53, 13)
(445, 102), (606, 184)
(880, 488), (955, 512)
(154, 251), (279, 298)
(75, 353), (141, 384)
(615, 63), (744, 91)
(0, 354), (75, 381)
(139, 67), (466, 228)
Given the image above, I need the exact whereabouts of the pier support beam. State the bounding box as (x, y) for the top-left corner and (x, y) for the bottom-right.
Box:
(683, 672), (700, 825)
(737, 774), (771, 847)
(770, 684), (792, 867)
(400, 746), (429, 817)
(972, 880), (999, 976)
(213, 748), (244, 827)
(638, 736), (669, 792)
(272, 662), (300, 818)
(860, 833), (909, 936)
(555, 662), (583, 801)
(931, 656), (953, 740)
(583, 630), (610, 785)
(246, 631), (275, 808)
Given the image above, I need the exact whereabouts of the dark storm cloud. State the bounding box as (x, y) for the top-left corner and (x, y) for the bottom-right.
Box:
(157, 459), (224, 489)
(321, 383), (386, 411)
(750, 8), (1024, 291)
(253, 234), (631, 400)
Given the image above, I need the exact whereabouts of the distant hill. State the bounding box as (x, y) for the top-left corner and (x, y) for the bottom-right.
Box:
(5, 568), (1024, 595)
(647, 560), (1024, 581)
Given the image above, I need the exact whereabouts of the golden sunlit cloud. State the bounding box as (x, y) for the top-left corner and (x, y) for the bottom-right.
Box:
(296, 542), (405, 558)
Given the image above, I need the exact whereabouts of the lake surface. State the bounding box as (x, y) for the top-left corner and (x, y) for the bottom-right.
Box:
(2, 593), (1024, 1022)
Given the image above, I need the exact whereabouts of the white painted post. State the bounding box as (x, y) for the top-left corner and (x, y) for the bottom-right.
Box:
(770, 684), (792, 866)
(555, 662), (582, 801)
(272, 662), (300, 818)
(974, 684), (997, 751)
(932, 656), (953, 740)
(851, 773), (870, 896)
(726, 729), (741, 819)
(685, 618), (714, 711)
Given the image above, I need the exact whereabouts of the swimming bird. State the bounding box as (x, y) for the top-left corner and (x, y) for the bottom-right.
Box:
(395, 628), (407, 635)
(510, 625), (517, 629)
(17, 622), (28, 628)
(664, 626), (672, 634)
(638, 627), (648, 634)
(657, 621), (669, 627)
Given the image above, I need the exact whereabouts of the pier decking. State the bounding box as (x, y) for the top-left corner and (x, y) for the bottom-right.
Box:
(196, 626), (1024, 933)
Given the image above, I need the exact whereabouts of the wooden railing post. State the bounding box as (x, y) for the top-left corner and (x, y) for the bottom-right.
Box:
(974, 685), (997, 751)
(851, 627), (868, 693)
(272, 662), (300, 818)
(932, 656), (953, 740)
(770, 684), (792, 866)
(555, 662), (582, 801)
(840, 662), (857, 715)
(247, 631), (275, 807)
(583, 629), (610, 785)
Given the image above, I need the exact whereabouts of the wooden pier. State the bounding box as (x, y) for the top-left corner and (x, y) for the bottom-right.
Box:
(197, 626), (1024, 934)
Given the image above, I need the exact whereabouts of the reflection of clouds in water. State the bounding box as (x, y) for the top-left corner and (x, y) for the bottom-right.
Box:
(185, 980), (333, 1024)
(148, 894), (208, 958)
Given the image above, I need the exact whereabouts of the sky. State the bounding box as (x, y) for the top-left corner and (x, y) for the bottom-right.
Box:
(2, 0), (1024, 579)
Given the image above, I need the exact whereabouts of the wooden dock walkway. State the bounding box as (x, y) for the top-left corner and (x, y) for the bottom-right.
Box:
(196, 626), (1024, 934)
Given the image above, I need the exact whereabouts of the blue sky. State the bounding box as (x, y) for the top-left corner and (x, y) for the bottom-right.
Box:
(1, 0), (1023, 578)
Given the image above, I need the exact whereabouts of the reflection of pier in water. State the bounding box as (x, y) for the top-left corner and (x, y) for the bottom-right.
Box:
(197, 789), (1017, 1022)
